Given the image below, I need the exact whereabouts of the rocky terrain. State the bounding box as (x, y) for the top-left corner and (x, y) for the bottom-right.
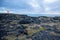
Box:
(0, 13), (60, 40)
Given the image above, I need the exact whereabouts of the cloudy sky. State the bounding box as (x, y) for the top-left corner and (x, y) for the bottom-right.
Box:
(0, 0), (60, 16)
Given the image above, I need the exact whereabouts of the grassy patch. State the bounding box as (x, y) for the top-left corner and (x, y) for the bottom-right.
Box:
(5, 35), (16, 40)
(26, 26), (45, 36)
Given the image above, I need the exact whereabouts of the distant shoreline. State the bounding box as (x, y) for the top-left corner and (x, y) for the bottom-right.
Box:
(0, 13), (60, 17)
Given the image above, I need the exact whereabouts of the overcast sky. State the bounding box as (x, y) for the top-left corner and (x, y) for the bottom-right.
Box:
(0, 0), (60, 15)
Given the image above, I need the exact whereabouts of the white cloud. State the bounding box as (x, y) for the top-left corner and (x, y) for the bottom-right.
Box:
(45, 7), (51, 12)
(43, 0), (60, 12)
(44, 12), (60, 14)
(28, 0), (40, 8)
(44, 5), (60, 12)
(44, 0), (57, 3)
(27, 0), (43, 13)
(29, 2), (39, 8)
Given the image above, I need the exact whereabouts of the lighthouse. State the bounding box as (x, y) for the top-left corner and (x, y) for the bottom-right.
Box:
(6, 10), (10, 13)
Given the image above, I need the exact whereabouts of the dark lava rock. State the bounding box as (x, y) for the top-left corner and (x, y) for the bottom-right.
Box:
(6, 25), (28, 36)
(19, 19), (32, 24)
(0, 24), (7, 40)
(0, 13), (60, 40)
(31, 30), (60, 40)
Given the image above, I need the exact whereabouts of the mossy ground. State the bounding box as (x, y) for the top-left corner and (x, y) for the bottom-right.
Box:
(26, 26), (45, 36)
